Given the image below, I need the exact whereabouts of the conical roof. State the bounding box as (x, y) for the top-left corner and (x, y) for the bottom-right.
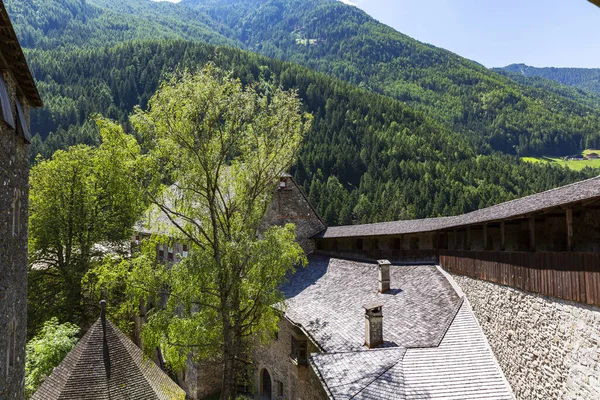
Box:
(32, 315), (185, 400)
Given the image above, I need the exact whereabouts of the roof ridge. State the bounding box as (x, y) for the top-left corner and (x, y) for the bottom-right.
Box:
(31, 320), (104, 399)
(108, 319), (162, 399)
(347, 352), (406, 399)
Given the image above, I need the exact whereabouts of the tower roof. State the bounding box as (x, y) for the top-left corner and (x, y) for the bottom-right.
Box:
(31, 316), (185, 400)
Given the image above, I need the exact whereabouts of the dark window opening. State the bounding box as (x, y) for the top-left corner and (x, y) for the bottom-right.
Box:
(182, 244), (188, 252)
(8, 319), (15, 368)
(290, 336), (308, 365)
(371, 239), (379, 250)
(355, 238), (363, 250)
(393, 238), (401, 250)
(277, 381), (284, 396)
(158, 247), (164, 258)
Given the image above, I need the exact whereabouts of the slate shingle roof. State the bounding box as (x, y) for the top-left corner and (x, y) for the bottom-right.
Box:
(284, 256), (514, 399)
(32, 318), (186, 400)
(317, 175), (600, 239)
(282, 257), (462, 351)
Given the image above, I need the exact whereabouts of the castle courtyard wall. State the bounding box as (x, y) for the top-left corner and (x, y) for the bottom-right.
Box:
(453, 275), (600, 400)
(0, 71), (30, 400)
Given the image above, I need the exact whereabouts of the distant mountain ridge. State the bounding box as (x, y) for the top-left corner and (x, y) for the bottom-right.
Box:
(500, 63), (600, 96)
(7, 0), (600, 156)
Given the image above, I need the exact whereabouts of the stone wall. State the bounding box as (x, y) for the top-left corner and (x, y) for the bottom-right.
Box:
(453, 275), (600, 400)
(253, 318), (327, 400)
(262, 176), (326, 253)
(0, 68), (31, 399)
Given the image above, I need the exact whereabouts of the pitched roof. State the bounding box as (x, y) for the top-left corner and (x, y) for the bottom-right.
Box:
(282, 257), (462, 352)
(284, 256), (514, 399)
(32, 317), (186, 400)
(0, 2), (42, 108)
(317, 175), (600, 239)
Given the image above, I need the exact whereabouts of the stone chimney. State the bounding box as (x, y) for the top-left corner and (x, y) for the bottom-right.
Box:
(363, 303), (383, 348)
(378, 259), (391, 293)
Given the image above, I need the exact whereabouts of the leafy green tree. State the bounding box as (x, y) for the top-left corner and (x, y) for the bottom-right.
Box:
(90, 65), (311, 399)
(25, 318), (79, 398)
(27, 118), (145, 336)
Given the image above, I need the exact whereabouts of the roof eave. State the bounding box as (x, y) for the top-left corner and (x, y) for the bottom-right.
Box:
(0, 3), (43, 108)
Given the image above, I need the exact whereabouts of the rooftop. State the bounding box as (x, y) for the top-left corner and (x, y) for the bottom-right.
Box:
(317, 175), (600, 239)
(32, 312), (185, 400)
(282, 256), (514, 399)
(0, 3), (42, 108)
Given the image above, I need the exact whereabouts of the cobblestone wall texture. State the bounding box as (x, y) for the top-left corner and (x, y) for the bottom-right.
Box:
(253, 318), (327, 400)
(453, 274), (600, 400)
(0, 70), (30, 399)
(262, 177), (326, 253)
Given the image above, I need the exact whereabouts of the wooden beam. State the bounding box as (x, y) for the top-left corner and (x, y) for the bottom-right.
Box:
(528, 217), (536, 252)
(453, 229), (458, 250)
(566, 208), (573, 251)
(466, 227), (472, 250)
(500, 221), (506, 251)
(483, 224), (489, 250)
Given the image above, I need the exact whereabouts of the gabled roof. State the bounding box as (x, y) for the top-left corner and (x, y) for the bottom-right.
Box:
(317, 176), (600, 239)
(284, 256), (514, 399)
(32, 315), (185, 400)
(0, 2), (42, 107)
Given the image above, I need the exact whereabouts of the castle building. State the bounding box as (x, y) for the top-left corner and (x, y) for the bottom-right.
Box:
(0, 2), (43, 398)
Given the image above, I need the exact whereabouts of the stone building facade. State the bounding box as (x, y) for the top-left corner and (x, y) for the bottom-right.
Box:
(454, 275), (600, 400)
(262, 175), (326, 253)
(0, 4), (42, 399)
(253, 318), (327, 400)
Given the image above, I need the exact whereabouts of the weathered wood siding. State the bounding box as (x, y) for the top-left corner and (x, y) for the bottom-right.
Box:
(440, 250), (600, 307)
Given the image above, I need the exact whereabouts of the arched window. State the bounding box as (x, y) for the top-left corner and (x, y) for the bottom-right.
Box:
(12, 188), (20, 237)
(261, 368), (272, 399)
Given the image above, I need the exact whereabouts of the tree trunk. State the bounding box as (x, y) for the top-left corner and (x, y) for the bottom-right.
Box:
(220, 312), (238, 400)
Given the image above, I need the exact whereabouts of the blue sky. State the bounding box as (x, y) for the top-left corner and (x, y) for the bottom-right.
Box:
(340, 0), (600, 68)
(155, 0), (600, 68)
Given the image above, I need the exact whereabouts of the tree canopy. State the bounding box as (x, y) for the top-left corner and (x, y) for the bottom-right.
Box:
(88, 66), (310, 399)
(28, 118), (145, 336)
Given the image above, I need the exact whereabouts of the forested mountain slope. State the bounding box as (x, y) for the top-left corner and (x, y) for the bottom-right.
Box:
(7, 0), (600, 156)
(501, 64), (600, 97)
(26, 41), (595, 225)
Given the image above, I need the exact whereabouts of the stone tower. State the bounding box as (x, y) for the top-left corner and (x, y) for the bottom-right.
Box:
(0, 3), (43, 398)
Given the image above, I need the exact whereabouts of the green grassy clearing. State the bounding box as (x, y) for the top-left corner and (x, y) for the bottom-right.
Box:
(522, 150), (600, 171)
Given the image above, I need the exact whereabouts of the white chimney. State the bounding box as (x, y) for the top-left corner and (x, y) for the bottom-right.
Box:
(363, 303), (383, 348)
(378, 259), (391, 293)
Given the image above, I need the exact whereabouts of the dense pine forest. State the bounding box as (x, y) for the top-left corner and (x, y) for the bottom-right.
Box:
(7, 0), (600, 225)
(501, 64), (600, 97)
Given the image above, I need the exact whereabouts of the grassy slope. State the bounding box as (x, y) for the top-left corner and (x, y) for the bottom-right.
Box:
(523, 150), (600, 171)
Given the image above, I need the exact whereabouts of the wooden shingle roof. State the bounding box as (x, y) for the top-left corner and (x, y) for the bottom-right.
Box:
(0, 1), (42, 108)
(32, 312), (185, 400)
(317, 175), (600, 239)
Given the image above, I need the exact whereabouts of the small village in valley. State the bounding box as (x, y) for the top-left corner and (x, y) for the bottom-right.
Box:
(1, 0), (600, 399)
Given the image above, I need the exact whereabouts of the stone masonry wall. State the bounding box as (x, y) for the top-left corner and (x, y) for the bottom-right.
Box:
(253, 318), (327, 400)
(0, 68), (31, 399)
(262, 176), (326, 253)
(453, 275), (600, 400)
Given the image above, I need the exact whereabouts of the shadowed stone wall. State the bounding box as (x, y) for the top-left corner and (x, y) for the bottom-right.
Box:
(0, 69), (31, 400)
(262, 176), (326, 253)
(453, 275), (600, 400)
(253, 318), (327, 400)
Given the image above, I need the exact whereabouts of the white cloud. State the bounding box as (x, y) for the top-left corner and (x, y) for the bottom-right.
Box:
(338, 0), (358, 6)
(151, 0), (182, 3)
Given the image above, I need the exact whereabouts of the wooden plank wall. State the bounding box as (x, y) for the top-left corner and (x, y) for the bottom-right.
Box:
(439, 250), (600, 307)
